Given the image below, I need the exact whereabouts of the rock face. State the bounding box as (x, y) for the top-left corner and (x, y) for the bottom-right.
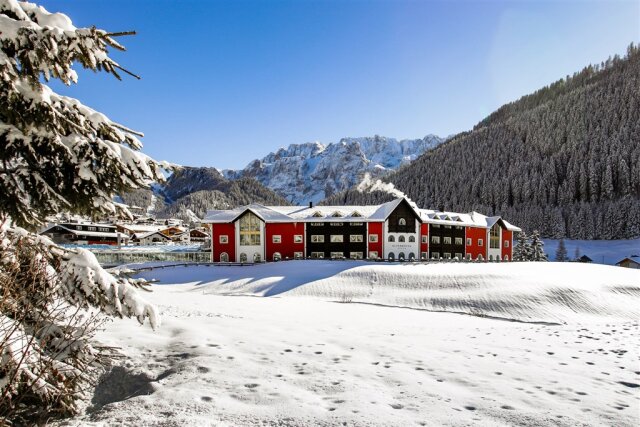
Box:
(223, 135), (444, 204)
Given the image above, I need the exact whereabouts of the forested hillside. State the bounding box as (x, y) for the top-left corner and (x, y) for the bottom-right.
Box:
(324, 44), (640, 239)
(120, 167), (289, 224)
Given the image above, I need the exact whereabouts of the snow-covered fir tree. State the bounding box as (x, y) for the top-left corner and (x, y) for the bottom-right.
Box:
(555, 238), (568, 261)
(0, 1), (172, 422)
(512, 231), (531, 261)
(530, 231), (548, 262)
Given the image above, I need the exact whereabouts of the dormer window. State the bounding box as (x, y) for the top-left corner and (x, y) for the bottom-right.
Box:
(398, 218), (406, 226)
(351, 211), (362, 218)
(331, 211), (343, 218)
(312, 211), (323, 218)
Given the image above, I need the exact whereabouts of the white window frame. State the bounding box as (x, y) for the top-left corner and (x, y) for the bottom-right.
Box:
(466, 238), (472, 246)
(431, 236), (440, 244)
(350, 235), (364, 243)
(369, 251), (379, 259)
(349, 252), (363, 260)
(444, 253), (452, 259)
(311, 235), (324, 243)
(369, 234), (378, 243)
(272, 235), (281, 244)
(504, 240), (510, 248)
(398, 218), (406, 226)
(421, 236), (428, 243)
(219, 235), (228, 244)
(294, 234), (303, 243)
(431, 252), (440, 259)
(443, 237), (452, 245)
(478, 238), (483, 247)
(421, 252), (428, 260)
(455, 237), (463, 245)
(311, 252), (324, 259)
(330, 235), (344, 243)
(294, 252), (303, 259)
(455, 252), (463, 260)
(330, 252), (344, 259)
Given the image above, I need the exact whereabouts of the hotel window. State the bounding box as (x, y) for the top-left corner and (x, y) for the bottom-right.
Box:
(272, 235), (281, 244)
(99, 227), (109, 232)
(421, 236), (428, 243)
(350, 252), (363, 260)
(239, 253), (248, 263)
(409, 236), (416, 242)
(311, 252), (324, 258)
(369, 251), (379, 259)
(466, 238), (472, 246)
(478, 239), (483, 246)
(311, 235), (324, 243)
(239, 212), (261, 246)
(399, 235), (405, 242)
(294, 252), (303, 259)
(369, 234), (378, 242)
(432, 224), (440, 228)
(490, 224), (500, 249)
(330, 235), (344, 243)
(455, 237), (463, 245)
(466, 254), (472, 260)
(294, 235), (303, 243)
(455, 253), (463, 260)
(421, 252), (428, 260)
(444, 253), (452, 259)
(273, 252), (282, 261)
(350, 235), (363, 243)
(443, 237), (452, 245)
(220, 252), (229, 262)
(88, 227), (96, 231)
(219, 235), (228, 244)
(388, 235), (395, 242)
(330, 252), (344, 259)
(504, 240), (510, 248)
(431, 236), (440, 244)
(431, 252), (440, 259)
(398, 218), (406, 226)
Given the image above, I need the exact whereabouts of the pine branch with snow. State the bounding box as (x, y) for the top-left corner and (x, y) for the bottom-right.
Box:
(0, 0), (171, 421)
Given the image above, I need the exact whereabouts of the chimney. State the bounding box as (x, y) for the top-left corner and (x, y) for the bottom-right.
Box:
(309, 201), (313, 209)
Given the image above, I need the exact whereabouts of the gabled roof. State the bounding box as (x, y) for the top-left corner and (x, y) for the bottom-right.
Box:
(134, 230), (171, 240)
(616, 257), (640, 266)
(202, 197), (521, 230)
(40, 225), (124, 239)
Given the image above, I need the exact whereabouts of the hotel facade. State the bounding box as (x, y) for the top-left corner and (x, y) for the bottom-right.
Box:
(202, 198), (521, 263)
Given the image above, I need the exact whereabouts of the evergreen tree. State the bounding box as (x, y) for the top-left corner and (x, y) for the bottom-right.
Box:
(530, 230), (548, 261)
(0, 1), (172, 421)
(555, 238), (568, 261)
(513, 231), (530, 261)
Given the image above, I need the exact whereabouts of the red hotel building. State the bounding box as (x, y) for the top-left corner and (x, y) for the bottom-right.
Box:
(203, 198), (521, 263)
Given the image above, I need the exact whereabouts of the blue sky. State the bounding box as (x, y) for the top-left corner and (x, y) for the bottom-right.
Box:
(42, 0), (639, 169)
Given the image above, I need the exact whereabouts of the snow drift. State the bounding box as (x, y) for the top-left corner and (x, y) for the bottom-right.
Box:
(136, 261), (640, 324)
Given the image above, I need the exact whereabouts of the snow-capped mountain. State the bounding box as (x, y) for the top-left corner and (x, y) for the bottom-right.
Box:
(223, 135), (444, 204)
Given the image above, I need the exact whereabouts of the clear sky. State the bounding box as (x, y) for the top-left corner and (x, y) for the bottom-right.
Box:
(42, 0), (639, 170)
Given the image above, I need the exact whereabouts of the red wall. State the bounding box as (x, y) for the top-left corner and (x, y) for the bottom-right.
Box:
(465, 227), (487, 260)
(211, 223), (235, 262)
(420, 223), (429, 257)
(367, 222), (383, 257)
(265, 223), (305, 261)
(501, 229), (513, 261)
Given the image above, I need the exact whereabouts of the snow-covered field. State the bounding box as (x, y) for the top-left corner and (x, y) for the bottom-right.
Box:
(75, 261), (639, 426)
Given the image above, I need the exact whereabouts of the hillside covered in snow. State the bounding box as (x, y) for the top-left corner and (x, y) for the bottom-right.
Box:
(223, 135), (444, 204)
(76, 261), (640, 426)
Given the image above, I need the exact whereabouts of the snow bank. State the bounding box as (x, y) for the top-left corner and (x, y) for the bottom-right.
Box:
(136, 261), (640, 324)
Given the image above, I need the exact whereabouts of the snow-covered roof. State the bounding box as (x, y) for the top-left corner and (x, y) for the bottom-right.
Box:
(118, 224), (166, 233)
(202, 197), (520, 230)
(41, 225), (126, 239)
(133, 230), (171, 240)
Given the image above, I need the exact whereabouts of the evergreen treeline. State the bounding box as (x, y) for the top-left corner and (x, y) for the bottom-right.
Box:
(324, 44), (640, 239)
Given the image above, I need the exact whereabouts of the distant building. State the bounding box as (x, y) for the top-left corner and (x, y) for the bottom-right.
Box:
(40, 223), (126, 245)
(616, 257), (640, 269)
(577, 255), (593, 263)
(132, 231), (172, 245)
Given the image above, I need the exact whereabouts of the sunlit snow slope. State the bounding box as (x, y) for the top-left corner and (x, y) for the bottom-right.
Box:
(136, 261), (640, 324)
